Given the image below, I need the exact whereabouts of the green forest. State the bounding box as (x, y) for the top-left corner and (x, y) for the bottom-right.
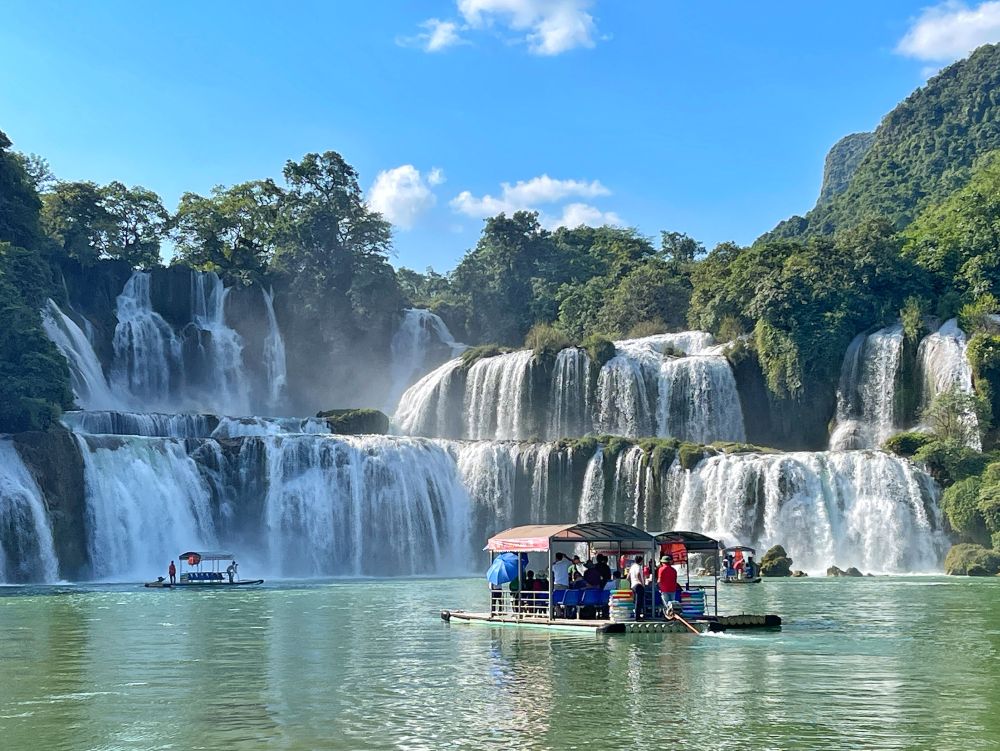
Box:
(5, 43), (1000, 569)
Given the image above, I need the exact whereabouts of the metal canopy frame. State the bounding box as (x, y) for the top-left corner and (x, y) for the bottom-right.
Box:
(653, 530), (722, 616)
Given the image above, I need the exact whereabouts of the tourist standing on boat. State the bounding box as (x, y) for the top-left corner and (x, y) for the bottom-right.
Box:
(629, 555), (646, 620)
(594, 554), (612, 587)
(227, 561), (236, 584)
(168, 561), (176, 585)
(657, 555), (679, 616)
(551, 552), (571, 590)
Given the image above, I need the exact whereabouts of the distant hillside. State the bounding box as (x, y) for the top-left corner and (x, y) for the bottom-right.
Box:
(816, 132), (874, 205)
(768, 43), (1000, 239)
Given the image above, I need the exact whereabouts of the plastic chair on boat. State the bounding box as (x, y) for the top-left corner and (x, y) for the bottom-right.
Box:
(562, 589), (582, 619)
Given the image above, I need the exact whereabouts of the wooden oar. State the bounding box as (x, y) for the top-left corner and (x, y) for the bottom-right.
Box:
(665, 610), (701, 635)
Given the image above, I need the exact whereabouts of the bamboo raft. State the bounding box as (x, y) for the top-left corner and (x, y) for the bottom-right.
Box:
(441, 610), (781, 634)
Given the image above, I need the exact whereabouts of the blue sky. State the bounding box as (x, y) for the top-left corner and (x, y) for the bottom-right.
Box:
(2, 0), (999, 271)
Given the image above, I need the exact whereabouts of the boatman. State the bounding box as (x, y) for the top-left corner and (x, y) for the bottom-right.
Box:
(168, 560), (176, 585)
(657, 555), (679, 616)
(227, 561), (237, 584)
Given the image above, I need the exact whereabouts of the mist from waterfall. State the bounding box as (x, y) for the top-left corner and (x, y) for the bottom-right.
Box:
(0, 440), (59, 583)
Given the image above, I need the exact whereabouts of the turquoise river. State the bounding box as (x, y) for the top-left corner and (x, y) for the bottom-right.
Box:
(1, 577), (998, 750)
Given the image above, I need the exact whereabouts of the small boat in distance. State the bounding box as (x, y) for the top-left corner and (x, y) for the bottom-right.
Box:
(721, 545), (761, 584)
(144, 551), (264, 588)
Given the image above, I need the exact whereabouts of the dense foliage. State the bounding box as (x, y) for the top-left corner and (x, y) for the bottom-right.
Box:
(401, 217), (695, 346)
(773, 44), (1000, 238)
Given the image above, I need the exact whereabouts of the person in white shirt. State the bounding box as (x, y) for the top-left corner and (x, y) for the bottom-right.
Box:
(629, 555), (646, 620)
(551, 552), (571, 590)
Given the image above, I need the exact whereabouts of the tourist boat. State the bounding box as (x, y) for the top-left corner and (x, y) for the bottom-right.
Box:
(720, 545), (762, 584)
(441, 523), (779, 634)
(143, 551), (264, 588)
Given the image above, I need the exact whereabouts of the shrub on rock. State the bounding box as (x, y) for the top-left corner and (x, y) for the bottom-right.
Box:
(944, 543), (1000, 576)
(317, 408), (390, 435)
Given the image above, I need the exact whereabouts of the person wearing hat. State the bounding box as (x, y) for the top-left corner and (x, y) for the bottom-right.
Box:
(657, 554), (680, 617)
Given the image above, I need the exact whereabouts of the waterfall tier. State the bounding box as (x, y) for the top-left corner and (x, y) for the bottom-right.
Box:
(395, 332), (745, 442)
(387, 309), (466, 413)
(830, 319), (979, 450)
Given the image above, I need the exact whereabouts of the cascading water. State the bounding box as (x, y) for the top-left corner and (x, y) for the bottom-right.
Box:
(657, 354), (745, 443)
(578, 447), (605, 522)
(829, 324), (904, 450)
(387, 309), (466, 413)
(0, 440), (59, 583)
(261, 286), (288, 412)
(41, 300), (123, 410)
(464, 350), (535, 440)
(77, 435), (219, 580)
(917, 318), (980, 449)
(61, 410), (214, 439)
(548, 347), (592, 439)
(261, 435), (471, 577)
(672, 450), (946, 573)
(111, 272), (180, 405)
(188, 272), (251, 415)
(394, 359), (465, 438)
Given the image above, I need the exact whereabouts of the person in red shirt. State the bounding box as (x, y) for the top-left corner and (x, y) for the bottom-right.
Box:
(168, 560), (176, 585)
(657, 555), (679, 617)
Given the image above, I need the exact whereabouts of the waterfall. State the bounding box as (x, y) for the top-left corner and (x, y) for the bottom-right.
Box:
(548, 347), (592, 439)
(111, 272), (180, 405)
(394, 359), (465, 437)
(673, 450), (946, 573)
(657, 355), (746, 443)
(212, 416), (330, 438)
(464, 350), (535, 440)
(77, 435), (218, 580)
(578, 446), (605, 522)
(917, 318), (980, 449)
(611, 446), (646, 528)
(0, 440), (58, 583)
(261, 286), (288, 412)
(41, 299), (122, 410)
(61, 410), (214, 438)
(595, 354), (656, 436)
(261, 435), (471, 577)
(830, 324), (904, 450)
(387, 309), (466, 413)
(188, 272), (251, 415)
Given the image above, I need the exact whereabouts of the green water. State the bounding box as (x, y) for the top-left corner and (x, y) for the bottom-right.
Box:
(1, 577), (998, 751)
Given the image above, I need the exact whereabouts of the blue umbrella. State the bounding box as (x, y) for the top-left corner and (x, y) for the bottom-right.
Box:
(486, 552), (529, 585)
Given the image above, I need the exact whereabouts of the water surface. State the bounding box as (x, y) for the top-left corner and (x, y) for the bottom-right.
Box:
(1, 577), (997, 750)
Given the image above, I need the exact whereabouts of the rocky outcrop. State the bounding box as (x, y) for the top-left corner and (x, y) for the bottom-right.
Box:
(13, 429), (88, 579)
(816, 132), (876, 206)
(944, 543), (1000, 576)
(317, 408), (390, 435)
(791, 570), (808, 577)
(760, 545), (793, 577)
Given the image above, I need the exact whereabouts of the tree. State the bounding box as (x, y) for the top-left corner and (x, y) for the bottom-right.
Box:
(599, 258), (690, 336)
(0, 242), (73, 431)
(174, 180), (282, 282)
(660, 231), (702, 266)
(0, 130), (43, 249)
(922, 386), (984, 445)
(40, 181), (113, 265)
(100, 182), (169, 269)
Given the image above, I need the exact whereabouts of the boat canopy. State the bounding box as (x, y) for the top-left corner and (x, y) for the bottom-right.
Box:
(179, 551), (235, 562)
(486, 523), (655, 552)
(722, 545), (757, 554)
(653, 531), (721, 553)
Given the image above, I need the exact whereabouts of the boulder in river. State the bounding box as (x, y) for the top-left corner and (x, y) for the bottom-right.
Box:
(760, 545), (793, 577)
(791, 570), (808, 577)
(827, 565), (845, 577)
(845, 567), (863, 577)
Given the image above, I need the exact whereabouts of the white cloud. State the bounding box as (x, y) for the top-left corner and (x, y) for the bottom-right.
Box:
(458, 0), (597, 55)
(450, 174), (620, 229)
(896, 1), (1000, 61)
(543, 202), (621, 230)
(368, 165), (439, 230)
(451, 174), (609, 217)
(397, 18), (468, 52)
(427, 167), (446, 186)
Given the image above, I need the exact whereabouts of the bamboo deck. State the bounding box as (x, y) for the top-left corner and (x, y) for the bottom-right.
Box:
(440, 610), (781, 634)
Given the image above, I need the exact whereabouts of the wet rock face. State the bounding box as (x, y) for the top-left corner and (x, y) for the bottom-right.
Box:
(316, 409), (390, 435)
(12, 430), (88, 579)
